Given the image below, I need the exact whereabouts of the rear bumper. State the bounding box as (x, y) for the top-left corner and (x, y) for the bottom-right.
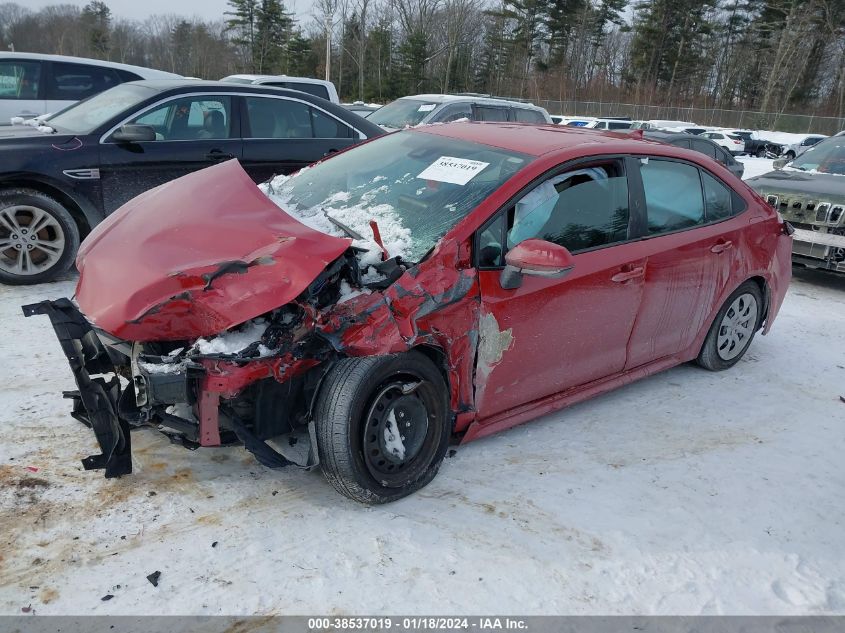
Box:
(22, 298), (133, 478)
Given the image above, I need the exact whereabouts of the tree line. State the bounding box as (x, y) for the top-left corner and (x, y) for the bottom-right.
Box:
(1, 0), (844, 119)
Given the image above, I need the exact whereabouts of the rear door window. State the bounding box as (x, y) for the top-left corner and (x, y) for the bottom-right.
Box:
(639, 159), (705, 235)
(46, 62), (122, 100)
(244, 96), (352, 138)
(0, 60), (41, 99)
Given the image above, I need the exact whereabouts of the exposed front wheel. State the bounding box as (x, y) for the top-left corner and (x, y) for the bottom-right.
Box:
(784, 151), (795, 161)
(0, 189), (80, 285)
(697, 281), (763, 371)
(315, 351), (451, 504)
(756, 147), (767, 158)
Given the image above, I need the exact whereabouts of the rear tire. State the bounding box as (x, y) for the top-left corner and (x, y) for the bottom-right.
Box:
(0, 189), (79, 285)
(756, 147), (767, 158)
(696, 281), (763, 371)
(315, 351), (450, 504)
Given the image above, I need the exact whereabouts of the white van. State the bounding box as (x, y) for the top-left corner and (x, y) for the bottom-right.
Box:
(0, 52), (181, 124)
(221, 75), (340, 104)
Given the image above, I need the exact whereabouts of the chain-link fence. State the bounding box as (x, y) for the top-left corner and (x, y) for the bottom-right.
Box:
(503, 98), (845, 135)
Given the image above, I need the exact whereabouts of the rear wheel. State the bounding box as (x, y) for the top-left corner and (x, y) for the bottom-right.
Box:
(315, 351), (450, 504)
(756, 147), (767, 158)
(0, 189), (79, 285)
(697, 281), (763, 371)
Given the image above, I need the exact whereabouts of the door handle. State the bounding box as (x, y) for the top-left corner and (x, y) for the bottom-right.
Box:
(710, 240), (733, 254)
(206, 150), (234, 161)
(611, 266), (644, 283)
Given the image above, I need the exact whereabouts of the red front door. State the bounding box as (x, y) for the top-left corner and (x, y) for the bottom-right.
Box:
(476, 246), (647, 419)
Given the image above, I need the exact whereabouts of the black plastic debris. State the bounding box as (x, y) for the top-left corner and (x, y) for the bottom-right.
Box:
(212, 541), (218, 548)
(101, 595), (114, 601)
(146, 571), (161, 587)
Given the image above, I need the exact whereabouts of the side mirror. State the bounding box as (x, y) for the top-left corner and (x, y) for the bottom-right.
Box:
(500, 239), (575, 290)
(773, 157), (789, 170)
(111, 124), (156, 143)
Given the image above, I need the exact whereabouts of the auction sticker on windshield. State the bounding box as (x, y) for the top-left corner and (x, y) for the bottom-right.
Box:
(418, 156), (490, 185)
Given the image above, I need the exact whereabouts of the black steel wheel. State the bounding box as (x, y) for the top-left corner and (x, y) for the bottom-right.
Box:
(315, 351), (450, 504)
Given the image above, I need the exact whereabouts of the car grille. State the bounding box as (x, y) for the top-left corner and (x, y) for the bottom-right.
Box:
(768, 194), (844, 226)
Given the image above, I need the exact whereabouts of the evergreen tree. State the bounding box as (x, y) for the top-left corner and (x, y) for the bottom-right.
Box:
(81, 1), (111, 58)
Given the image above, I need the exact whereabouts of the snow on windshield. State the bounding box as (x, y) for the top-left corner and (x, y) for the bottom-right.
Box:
(262, 172), (413, 267)
(259, 131), (533, 268)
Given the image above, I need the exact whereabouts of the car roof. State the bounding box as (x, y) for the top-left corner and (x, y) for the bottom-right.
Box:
(398, 94), (545, 110)
(0, 51), (181, 79)
(221, 74), (335, 86)
(117, 80), (384, 136)
(415, 121), (676, 157)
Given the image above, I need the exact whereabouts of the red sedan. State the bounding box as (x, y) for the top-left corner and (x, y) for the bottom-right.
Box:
(26, 123), (792, 503)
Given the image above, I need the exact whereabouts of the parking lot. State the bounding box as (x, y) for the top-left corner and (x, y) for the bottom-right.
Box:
(1, 266), (843, 615)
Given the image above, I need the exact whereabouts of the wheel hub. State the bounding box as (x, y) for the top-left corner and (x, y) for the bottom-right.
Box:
(716, 293), (758, 361)
(364, 382), (429, 477)
(0, 204), (66, 276)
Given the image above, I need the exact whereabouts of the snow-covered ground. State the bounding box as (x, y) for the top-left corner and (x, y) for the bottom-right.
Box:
(738, 156), (775, 180)
(1, 269), (844, 616)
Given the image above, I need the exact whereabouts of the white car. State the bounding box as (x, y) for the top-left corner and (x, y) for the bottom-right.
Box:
(560, 117), (632, 130)
(782, 135), (827, 160)
(631, 119), (698, 130)
(366, 94), (551, 129)
(701, 130), (746, 155)
(221, 74), (340, 104)
(0, 52), (180, 124)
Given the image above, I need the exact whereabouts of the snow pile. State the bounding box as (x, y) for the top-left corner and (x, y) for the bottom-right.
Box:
(738, 157), (775, 180)
(138, 360), (186, 375)
(337, 280), (371, 304)
(192, 319), (271, 356)
(263, 174), (413, 268)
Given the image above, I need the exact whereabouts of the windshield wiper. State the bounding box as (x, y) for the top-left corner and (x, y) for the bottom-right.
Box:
(323, 210), (364, 241)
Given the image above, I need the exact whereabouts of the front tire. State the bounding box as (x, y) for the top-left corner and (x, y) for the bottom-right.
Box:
(696, 281), (763, 371)
(0, 189), (79, 285)
(315, 351), (451, 504)
(756, 147), (767, 158)
(784, 151), (795, 161)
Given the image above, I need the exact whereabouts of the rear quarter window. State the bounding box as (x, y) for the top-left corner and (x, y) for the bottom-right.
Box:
(512, 108), (545, 123)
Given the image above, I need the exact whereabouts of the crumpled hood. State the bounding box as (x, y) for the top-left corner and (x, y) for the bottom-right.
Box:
(747, 169), (845, 198)
(75, 159), (351, 341)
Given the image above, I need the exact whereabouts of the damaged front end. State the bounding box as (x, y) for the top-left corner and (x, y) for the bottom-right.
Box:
(24, 247), (408, 476)
(23, 159), (413, 476)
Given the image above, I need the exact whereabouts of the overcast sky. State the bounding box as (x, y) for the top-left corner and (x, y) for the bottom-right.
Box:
(24, 0), (317, 24)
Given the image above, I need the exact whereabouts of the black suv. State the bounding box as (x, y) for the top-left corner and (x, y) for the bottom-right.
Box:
(0, 80), (384, 284)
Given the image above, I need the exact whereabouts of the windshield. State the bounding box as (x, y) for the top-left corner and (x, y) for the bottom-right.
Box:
(368, 99), (440, 129)
(47, 83), (157, 134)
(262, 131), (533, 265)
(789, 137), (845, 175)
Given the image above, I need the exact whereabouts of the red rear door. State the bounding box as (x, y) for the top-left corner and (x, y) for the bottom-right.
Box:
(624, 157), (747, 367)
